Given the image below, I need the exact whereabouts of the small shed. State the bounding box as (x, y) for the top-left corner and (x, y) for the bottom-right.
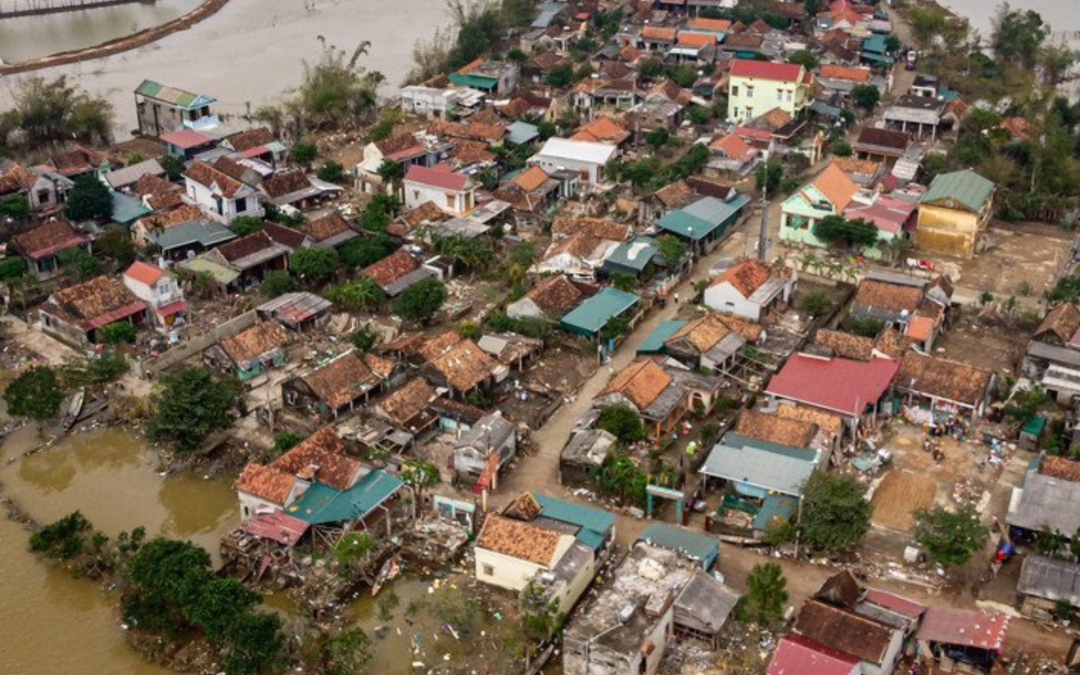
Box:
(1019, 415), (1047, 451)
(257, 292), (333, 331)
(637, 522), (719, 570)
(673, 570), (741, 649)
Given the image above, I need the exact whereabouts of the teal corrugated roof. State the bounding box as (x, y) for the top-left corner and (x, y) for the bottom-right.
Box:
(110, 191), (151, 224)
(604, 237), (658, 272)
(449, 72), (498, 90)
(534, 493), (616, 550)
(752, 494), (798, 531)
(921, 170), (994, 213)
(862, 33), (887, 54)
(560, 287), (638, 335)
(701, 432), (820, 497)
(639, 523), (719, 567)
(638, 320), (687, 354)
(658, 196), (748, 240)
(287, 470), (403, 525)
(657, 210), (713, 240)
(507, 121), (540, 145)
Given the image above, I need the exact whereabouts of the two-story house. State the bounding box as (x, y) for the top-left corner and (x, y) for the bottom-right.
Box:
(915, 169), (995, 259)
(727, 60), (813, 122)
(133, 80), (218, 137)
(183, 161), (264, 224)
(403, 164), (476, 215)
(122, 261), (186, 330)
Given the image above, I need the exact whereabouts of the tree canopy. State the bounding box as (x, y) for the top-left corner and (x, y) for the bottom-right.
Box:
(2, 75), (113, 148)
(339, 233), (398, 269)
(392, 277), (446, 323)
(324, 277), (384, 312)
(800, 472), (872, 551)
(596, 403), (646, 442)
(147, 367), (240, 452)
(289, 247), (340, 282)
(992, 5), (1049, 69)
(739, 563), (788, 626)
(913, 505), (990, 567)
(3, 366), (64, 422)
(230, 216), (265, 237)
(812, 215), (879, 249)
(65, 174), (114, 222)
(851, 84), (881, 112)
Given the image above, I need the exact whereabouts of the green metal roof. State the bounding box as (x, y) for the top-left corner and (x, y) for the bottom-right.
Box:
(560, 287), (638, 336)
(752, 494), (798, 531)
(1021, 415), (1047, 437)
(534, 493), (616, 550)
(134, 79), (216, 110)
(448, 72), (498, 90)
(657, 196), (748, 241)
(604, 236), (658, 272)
(638, 523), (719, 568)
(287, 469), (403, 525)
(920, 170), (994, 213)
(638, 320), (687, 354)
(179, 258), (240, 285)
(110, 191), (151, 225)
(657, 210), (713, 240)
(862, 34), (887, 54)
(507, 121), (540, 145)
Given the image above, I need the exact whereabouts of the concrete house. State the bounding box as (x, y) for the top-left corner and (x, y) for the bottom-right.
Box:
(448, 58), (520, 95)
(893, 351), (994, 421)
(39, 275), (148, 346)
(9, 220), (89, 279)
(183, 161), (264, 224)
(916, 170), (995, 259)
(727, 59), (813, 122)
(423, 339), (503, 397)
(529, 138), (618, 186)
(0, 160), (71, 215)
(593, 358), (690, 443)
(1018, 555), (1080, 621)
(122, 261), (186, 330)
(474, 515), (579, 597)
(134, 80), (217, 137)
(656, 193), (751, 256)
(453, 411), (517, 486)
(131, 204), (237, 260)
(404, 165), (476, 215)
(208, 320), (290, 382)
(506, 274), (585, 320)
(705, 258), (796, 320)
(662, 312), (763, 374)
(780, 162), (863, 246)
(282, 350), (394, 418)
(1023, 303), (1080, 402)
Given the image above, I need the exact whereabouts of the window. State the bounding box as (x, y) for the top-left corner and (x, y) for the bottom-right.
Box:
(731, 85), (739, 97)
(482, 563), (494, 576)
(746, 86), (754, 98)
(745, 107), (754, 119)
(236, 197), (248, 213)
(445, 194), (455, 208)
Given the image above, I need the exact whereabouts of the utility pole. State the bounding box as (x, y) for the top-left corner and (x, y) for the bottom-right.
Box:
(757, 178), (769, 262)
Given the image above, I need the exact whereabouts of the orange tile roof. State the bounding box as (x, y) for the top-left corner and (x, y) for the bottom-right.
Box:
(687, 17), (732, 31)
(819, 64), (871, 82)
(709, 133), (754, 161)
(600, 358), (672, 410)
(809, 162), (859, 211)
(904, 315), (936, 342)
(677, 32), (714, 48)
(124, 261), (166, 286)
(221, 320), (289, 364)
(735, 409), (817, 448)
(271, 427), (359, 491)
(774, 403), (844, 436)
(641, 26), (677, 41)
(302, 352), (384, 409)
(476, 515), (562, 566)
(418, 330), (463, 362)
(713, 258), (773, 297)
(428, 339), (499, 392)
(572, 117), (631, 144)
(235, 463), (295, 503)
(513, 166), (550, 193)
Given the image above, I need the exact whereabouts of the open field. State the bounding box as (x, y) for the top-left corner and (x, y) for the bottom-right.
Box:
(871, 470), (936, 531)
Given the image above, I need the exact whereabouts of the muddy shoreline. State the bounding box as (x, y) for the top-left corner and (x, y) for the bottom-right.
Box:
(0, 0), (231, 77)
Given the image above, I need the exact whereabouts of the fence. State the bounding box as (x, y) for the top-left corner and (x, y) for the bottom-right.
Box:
(134, 310), (257, 377)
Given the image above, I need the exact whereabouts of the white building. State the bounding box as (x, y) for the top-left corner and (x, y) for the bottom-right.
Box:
(529, 138), (618, 186)
(704, 258), (796, 321)
(183, 161), (263, 224)
(403, 164), (476, 215)
(122, 260), (186, 329)
(399, 86), (477, 118)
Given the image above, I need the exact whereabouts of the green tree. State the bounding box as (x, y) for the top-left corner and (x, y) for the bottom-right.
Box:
(610, 271), (638, 292)
(1040, 44), (1079, 86)
(830, 140), (853, 157)
(316, 159), (345, 183)
(8, 75), (114, 146)
(645, 127), (671, 150)
(231, 216), (265, 237)
(812, 215), (879, 249)
(339, 233), (398, 269)
(401, 458), (440, 506)
(547, 64), (574, 88)
(322, 627), (374, 675)
(799, 289), (832, 317)
(289, 247), (340, 281)
(4, 366), (63, 422)
(57, 246), (100, 279)
(739, 563), (788, 626)
(788, 50), (818, 70)
(800, 472), (872, 551)
(65, 174), (113, 222)
(325, 277), (385, 312)
(347, 325), (378, 351)
(755, 159), (783, 195)
(432, 234), (496, 274)
(94, 225), (136, 267)
(0, 257), (27, 283)
(851, 84), (881, 112)
(260, 270), (296, 297)
(884, 34), (901, 54)
(458, 319), (482, 340)
(907, 5), (948, 50)
(123, 537), (213, 633)
(59, 352), (129, 388)
(160, 154), (184, 181)
(913, 505), (990, 567)
(992, 5), (1049, 69)
(99, 321), (137, 344)
(597, 403), (646, 442)
(273, 431), (306, 453)
(841, 314), (886, 338)
(508, 241), (536, 267)
(291, 142), (317, 168)
(147, 367), (240, 452)
(184, 577), (261, 641)
(377, 159), (404, 183)
(507, 48), (528, 64)
(29, 511), (92, 560)
(392, 277), (446, 323)
(0, 194), (30, 221)
(221, 611), (282, 675)
(657, 234), (687, 267)
(688, 105), (712, 126)
(334, 531), (373, 567)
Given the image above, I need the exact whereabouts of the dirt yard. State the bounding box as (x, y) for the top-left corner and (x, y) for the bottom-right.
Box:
(934, 314), (1028, 373)
(944, 221), (1075, 298)
(871, 470), (936, 531)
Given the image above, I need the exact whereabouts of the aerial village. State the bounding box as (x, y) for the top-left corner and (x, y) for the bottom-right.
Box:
(5, 0), (1080, 674)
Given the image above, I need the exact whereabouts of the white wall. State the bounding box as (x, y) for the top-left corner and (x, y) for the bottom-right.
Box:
(184, 178), (263, 223)
(529, 155), (602, 185)
(404, 179), (474, 215)
(704, 281), (763, 321)
(475, 535), (574, 592)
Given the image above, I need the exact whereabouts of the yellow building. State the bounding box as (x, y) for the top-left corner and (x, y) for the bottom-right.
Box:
(727, 59), (813, 122)
(916, 170), (995, 259)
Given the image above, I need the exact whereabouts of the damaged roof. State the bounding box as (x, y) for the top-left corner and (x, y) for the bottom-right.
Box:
(600, 358), (673, 411)
(300, 351), (385, 409)
(220, 320), (289, 364)
(377, 377), (437, 427)
(428, 339), (500, 392)
(476, 514), (564, 566)
(44, 275), (146, 329)
(734, 409), (817, 449)
(234, 463), (295, 504)
(794, 599), (894, 664)
(363, 249), (420, 288)
(895, 351), (992, 405)
(271, 427), (359, 491)
(11, 220), (87, 259)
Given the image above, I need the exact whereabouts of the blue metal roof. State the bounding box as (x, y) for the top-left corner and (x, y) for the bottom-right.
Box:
(507, 121), (540, 145)
(287, 470), (403, 525)
(638, 320), (687, 354)
(603, 236), (658, 272)
(752, 494), (798, 531)
(534, 493), (616, 550)
(560, 287), (639, 335)
(700, 432), (820, 497)
(110, 191), (151, 225)
(638, 523), (719, 569)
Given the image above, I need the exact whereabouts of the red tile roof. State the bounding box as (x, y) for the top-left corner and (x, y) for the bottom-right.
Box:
(124, 261), (166, 286)
(730, 59), (805, 83)
(405, 164), (469, 191)
(363, 249), (420, 287)
(11, 220), (87, 259)
(768, 635), (861, 675)
(862, 589), (926, 619)
(160, 128), (213, 150)
(765, 354), (900, 417)
(235, 464), (295, 503)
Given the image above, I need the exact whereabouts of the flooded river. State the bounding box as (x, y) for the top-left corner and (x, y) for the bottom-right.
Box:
(0, 425), (237, 675)
(0, 0), (201, 63)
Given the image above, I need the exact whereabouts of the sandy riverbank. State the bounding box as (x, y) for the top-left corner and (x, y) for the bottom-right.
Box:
(0, 0), (451, 137)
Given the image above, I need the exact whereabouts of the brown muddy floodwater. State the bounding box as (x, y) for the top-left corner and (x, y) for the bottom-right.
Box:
(0, 426), (237, 675)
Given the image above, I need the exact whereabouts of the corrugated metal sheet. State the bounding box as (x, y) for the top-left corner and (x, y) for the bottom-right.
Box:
(921, 170), (994, 213)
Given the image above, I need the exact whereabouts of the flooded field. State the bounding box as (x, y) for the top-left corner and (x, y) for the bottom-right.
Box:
(0, 0), (450, 136)
(0, 0), (201, 63)
(0, 425), (237, 675)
